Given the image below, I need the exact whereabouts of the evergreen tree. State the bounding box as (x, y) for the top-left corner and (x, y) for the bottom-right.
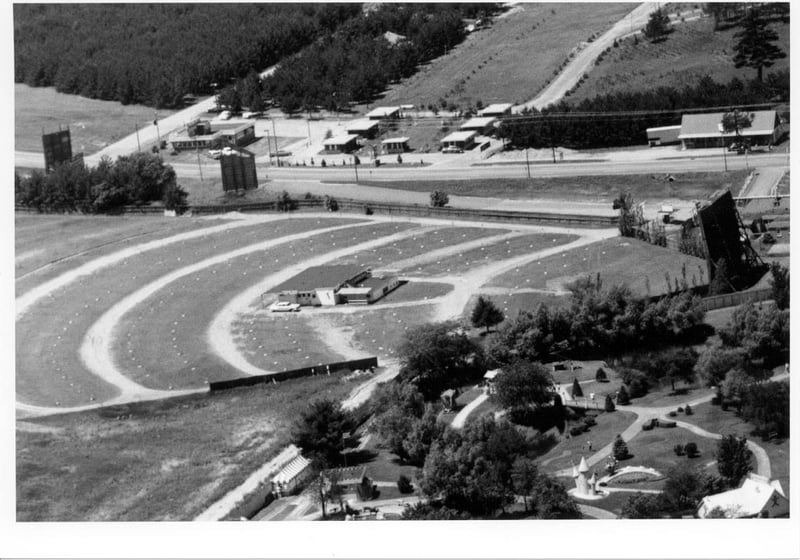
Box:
(716, 435), (753, 487)
(733, 7), (787, 82)
(571, 378), (583, 398)
(708, 258), (733, 295)
(471, 296), (505, 333)
(643, 8), (671, 42)
(769, 261), (789, 310)
(604, 394), (615, 412)
(612, 434), (629, 460)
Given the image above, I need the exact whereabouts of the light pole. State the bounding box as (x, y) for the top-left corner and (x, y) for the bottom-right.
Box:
(270, 117), (279, 167)
(525, 147), (531, 179)
(717, 123), (728, 172)
(135, 123), (141, 152)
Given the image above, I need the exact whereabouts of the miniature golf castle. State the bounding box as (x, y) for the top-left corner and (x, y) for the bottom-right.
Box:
(571, 457), (600, 498)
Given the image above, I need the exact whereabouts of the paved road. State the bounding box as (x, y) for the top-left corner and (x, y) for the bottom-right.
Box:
(518, 3), (656, 112)
(578, 504), (617, 519)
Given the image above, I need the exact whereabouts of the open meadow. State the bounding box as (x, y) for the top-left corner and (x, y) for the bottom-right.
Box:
(374, 3), (634, 109)
(16, 373), (363, 521)
(14, 84), (174, 154)
(570, 15), (790, 102)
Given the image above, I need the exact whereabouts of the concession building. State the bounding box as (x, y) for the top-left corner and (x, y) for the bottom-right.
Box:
(274, 265), (400, 306)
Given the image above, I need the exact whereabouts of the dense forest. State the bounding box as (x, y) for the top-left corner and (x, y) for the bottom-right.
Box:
(262, 3), (498, 113)
(13, 4), (360, 108)
(498, 71), (789, 150)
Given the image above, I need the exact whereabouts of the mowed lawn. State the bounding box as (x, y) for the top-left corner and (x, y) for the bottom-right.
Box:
(570, 16), (790, 102)
(401, 233), (578, 276)
(487, 237), (708, 296)
(115, 222), (419, 390)
(15, 83), (174, 154)
(624, 425), (720, 478)
(688, 401), (790, 496)
(16, 217), (365, 407)
(16, 373), (361, 521)
(537, 410), (638, 475)
(15, 214), (230, 290)
(359, 171), (749, 203)
(375, 3), (634, 109)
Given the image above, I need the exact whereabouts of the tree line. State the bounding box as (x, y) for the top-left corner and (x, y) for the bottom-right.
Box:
(14, 4), (359, 108)
(498, 71), (789, 150)
(263, 3), (498, 113)
(15, 154), (185, 213)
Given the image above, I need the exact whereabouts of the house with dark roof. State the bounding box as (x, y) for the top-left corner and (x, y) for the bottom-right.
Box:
(678, 110), (786, 149)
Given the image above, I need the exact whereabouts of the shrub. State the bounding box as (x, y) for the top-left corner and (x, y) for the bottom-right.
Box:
(668, 411), (677, 417)
(430, 190), (449, 208)
(684, 442), (698, 458)
(595, 368), (607, 382)
(677, 407), (684, 412)
(364, 205), (373, 215)
(674, 444), (684, 456)
(324, 195), (339, 212)
(571, 378), (583, 398)
(642, 422), (654, 431)
(659, 420), (677, 428)
(583, 416), (597, 427)
(397, 474), (414, 494)
(569, 426), (584, 437)
(685, 404), (693, 416)
(616, 385), (631, 405)
(604, 394), (616, 412)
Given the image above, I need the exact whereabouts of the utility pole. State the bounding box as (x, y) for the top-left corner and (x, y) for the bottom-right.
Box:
(271, 117), (279, 167)
(525, 147), (531, 179)
(306, 113), (312, 148)
(196, 148), (203, 182)
(353, 156), (359, 183)
(154, 111), (162, 159)
(135, 123), (141, 152)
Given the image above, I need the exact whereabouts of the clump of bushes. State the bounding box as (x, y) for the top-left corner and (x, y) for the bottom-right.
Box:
(595, 368), (608, 382)
(684, 441), (698, 458)
(397, 474), (414, 494)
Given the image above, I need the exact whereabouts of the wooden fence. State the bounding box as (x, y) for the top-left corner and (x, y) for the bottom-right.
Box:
(701, 288), (772, 312)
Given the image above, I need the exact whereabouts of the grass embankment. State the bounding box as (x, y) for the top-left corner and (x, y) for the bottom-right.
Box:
(359, 171), (749, 203)
(16, 217), (363, 407)
(14, 83), (173, 154)
(16, 373), (361, 521)
(116, 222), (418, 389)
(376, 3), (633, 109)
(15, 215), (228, 290)
(488, 237), (708, 297)
(402, 233), (578, 276)
(570, 16), (790, 102)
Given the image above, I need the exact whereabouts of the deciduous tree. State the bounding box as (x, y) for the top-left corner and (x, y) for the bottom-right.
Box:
(716, 435), (753, 487)
(493, 360), (554, 411)
(292, 398), (354, 465)
(471, 296), (505, 333)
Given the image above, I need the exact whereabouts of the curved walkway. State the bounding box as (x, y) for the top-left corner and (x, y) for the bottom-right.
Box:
(451, 393), (489, 429)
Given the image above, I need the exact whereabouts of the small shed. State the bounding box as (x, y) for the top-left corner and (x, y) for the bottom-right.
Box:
(646, 125), (681, 147)
(484, 369), (503, 394)
(478, 103), (513, 118)
(366, 106), (401, 121)
(271, 454), (312, 497)
(346, 119), (380, 139)
(381, 137), (410, 154)
(323, 134), (359, 154)
(441, 130), (477, 151)
(460, 116), (497, 135)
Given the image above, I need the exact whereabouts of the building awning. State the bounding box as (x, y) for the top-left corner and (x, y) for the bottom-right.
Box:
(381, 137), (409, 144)
(324, 134), (359, 146)
(366, 106), (400, 119)
(478, 103), (512, 116)
(345, 119), (379, 132)
(461, 117), (497, 129)
(271, 455), (311, 486)
(678, 110), (777, 140)
(441, 130), (477, 143)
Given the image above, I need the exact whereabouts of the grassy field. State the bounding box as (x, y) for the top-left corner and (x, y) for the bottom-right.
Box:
(15, 84), (173, 154)
(374, 3), (634, 110)
(570, 15), (790, 102)
(360, 171), (749, 204)
(16, 217), (365, 406)
(487, 237), (709, 297)
(16, 372), (362, 521)
(537, 410), (638, 475)
(15, 215), (229, 291)
(401, 233), (578, 276)
(115, 222), (418, 389)
(624, 425), (719, 477)
(688, 401), (790, 495)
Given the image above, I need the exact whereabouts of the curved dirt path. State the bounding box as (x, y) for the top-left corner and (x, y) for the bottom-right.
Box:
(16, 213), (292, 320)
(208, 226), (435, 376)
(80, 221), (377, 396)
(451, 393), (489, 429)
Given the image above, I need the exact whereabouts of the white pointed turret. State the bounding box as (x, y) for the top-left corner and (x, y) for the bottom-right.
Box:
(571, 462), (579, 478)
(588, 471), (598, 496)
(579, 456), (589, 473)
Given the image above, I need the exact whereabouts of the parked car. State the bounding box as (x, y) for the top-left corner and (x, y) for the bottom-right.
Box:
(218, 110), (231, 120)
(269, 301), (301, 312)
(442, 145), (463, 154)
(208, 149), (222, 159)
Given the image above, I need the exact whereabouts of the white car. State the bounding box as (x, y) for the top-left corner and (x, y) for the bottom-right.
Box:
(269, 301), (301, 312)
(207, 149), (222, 159)
(442, 145), (463, 154)
(218, 110), (231, 120)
